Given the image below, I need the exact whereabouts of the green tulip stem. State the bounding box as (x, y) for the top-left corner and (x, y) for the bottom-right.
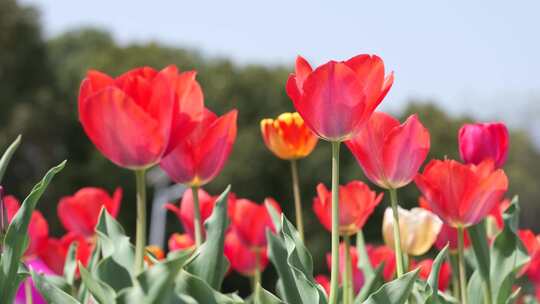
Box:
(290, 159), (305, 242)
(457, 226), (468, 304)
(191, 185), (204, 247)
(356, 230), (373, 274)
(329, 141), (341, 304)
(389, 188), (405, 277)
(134, 169), (147, 274)
(343, 234), (354, 304)
(25, 279), (33, 304)
(253, 250), (262, 300)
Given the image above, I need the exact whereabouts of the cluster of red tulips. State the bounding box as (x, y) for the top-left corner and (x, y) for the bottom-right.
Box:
(0, 53), (537, 304)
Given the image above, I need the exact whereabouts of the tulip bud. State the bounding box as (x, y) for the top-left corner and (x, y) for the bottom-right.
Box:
(382, 206), (442, 256)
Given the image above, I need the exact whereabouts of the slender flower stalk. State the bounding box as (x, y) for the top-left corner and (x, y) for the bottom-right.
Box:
(25, 279), (33, 304)
(457, 226), (468, 304)
(356, 230), (373, 273)
(388, 188), (405, 277)
(449, 252), (460, 299)
(290, 160), (305, 242)
(343, 235), (354, 304)
(191, 186), (203, 247)
(329, 142), (341, 304)
(134, 169), (147, 273)
(253, 250), (262, 300)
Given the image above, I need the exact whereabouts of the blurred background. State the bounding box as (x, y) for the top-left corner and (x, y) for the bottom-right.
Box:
(2, 0), (540, 296)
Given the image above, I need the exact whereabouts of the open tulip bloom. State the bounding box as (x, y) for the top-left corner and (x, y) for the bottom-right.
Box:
(3, 55), (536, 304)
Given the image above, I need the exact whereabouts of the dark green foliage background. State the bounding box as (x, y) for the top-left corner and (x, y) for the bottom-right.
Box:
(2, 0), (540, 296)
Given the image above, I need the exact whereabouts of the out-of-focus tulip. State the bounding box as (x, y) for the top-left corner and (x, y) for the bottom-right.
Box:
(411, 259), (452, 291)
(346, 112), (430, 189)
(224, 231), (269, 277)
(286, 55), (393, 142)
(415, 159), (508, 228)
(325, 243), (364, 293)
(315, 275), (331, 296)
(4, 195), (48, 257)
(79, 66), (203, 169)
(165, 188), (217, 239)
(15, 258), (53, 304)
(39, 232), (92, 275)
(518, 230), (540, 282)
(160, 109), (238, 187)
(366, 245), (396, 281)
(260, 112), (318, 160)
(313, 181), (382, 236)
(459, 122), (509, 168)
(57, 187), (122, 237)
(228, 197), (281, 249)
(168, 233), (195, 252)
(144, 245), (165, 266)
(382, 206), (442, 256)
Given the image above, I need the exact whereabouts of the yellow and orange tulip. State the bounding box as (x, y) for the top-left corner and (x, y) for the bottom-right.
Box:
(260, 112), (318, 160)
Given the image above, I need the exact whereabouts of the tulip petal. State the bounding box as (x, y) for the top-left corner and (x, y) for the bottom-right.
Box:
(299, 61), (367, 141)
(80, 87), (165, 168)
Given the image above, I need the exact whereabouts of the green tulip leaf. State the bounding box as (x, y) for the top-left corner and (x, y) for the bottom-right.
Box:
(79, 263), (117, 304)
(362, 269), (419, 304)
(0, 135), (21, 183)
(32, 271), (81, 304)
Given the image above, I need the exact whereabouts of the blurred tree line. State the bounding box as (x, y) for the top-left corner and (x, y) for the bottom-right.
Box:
(2, 0), (540, 295)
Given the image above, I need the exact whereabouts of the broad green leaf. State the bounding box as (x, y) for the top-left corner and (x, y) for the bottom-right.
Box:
(0, 160), (66, 302)
(64, 242), (78, 286)
(491, 198), (529, 304)
(79, 263), (117, 304)
(186, 185), (231, 289)
(95, 207), (135, 275)
(0, 135), (21, 183)
(426, 245), (449, 302)
(176, 270), (244, 304)
(355, 264), (385, 303)
(468, 220), (491, 296)
(79, 239), (102, 302)
(32, 271), (81, 304)
(467, 271), (484, 304)
(362, 269), (419, 304)
(95, 257), (133, 292)
(265, 201), (282, 233)
(254, 285), (286, 304)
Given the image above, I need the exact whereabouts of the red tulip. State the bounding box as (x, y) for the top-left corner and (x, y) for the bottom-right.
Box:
(165, 188), (217, 239)
(411, 259), (452, 291)
(228, 197), (281, 249)
(346, 112), (430, 189)
(419, 196), (471, 251)
(160, 109), (238, 187)
(39, 232), (92, 275)
(366, 245), (396, 281)
(415, 159), (508, 227)
(518, 230), (540, 282)
(286, 55), (394, 142)
(4, 195), (48, 257)
(315, 275), (331, 295)
(224, 231), (269, 277)
(325, 243), (364, 293)
(57, 187), (122, 237)
(313, 181), (382, 236)
(79, 66), (203, 169)
(459, 122), (509, 168)
(168, 233), (195, 251)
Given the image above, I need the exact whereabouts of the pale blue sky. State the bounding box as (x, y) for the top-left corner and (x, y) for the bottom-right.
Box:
(22, 0), (540, 131)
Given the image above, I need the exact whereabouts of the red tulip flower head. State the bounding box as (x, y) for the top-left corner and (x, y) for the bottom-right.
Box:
(38, 232), (92, 275)
(325, 243), (364, 293)
(367, 245), (396, 281)
(4, 195), (49, 257)
(346, 112), (430, 189)
(412, 259), (452, 291)
(57, 187), (122, 237)
(315, 275), (331, 296)
(286, 55), (394, 142)
(224, 231), (269, 277)
(160, 108), (237, 187)
(415, 159), (508, 228)
(518, 230), (540, 282)
(459, 122), (509, 168)
(165, 188), (218, 239)
(228, 197), (281, 249)
(79, 66), (204, 169)
(313, 181), (382, 236)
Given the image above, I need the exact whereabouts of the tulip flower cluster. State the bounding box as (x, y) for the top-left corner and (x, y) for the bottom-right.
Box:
(0, 51), (537, 304)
